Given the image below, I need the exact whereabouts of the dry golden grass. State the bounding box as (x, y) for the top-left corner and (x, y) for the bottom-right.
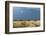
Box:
(13, 20), (40, 28)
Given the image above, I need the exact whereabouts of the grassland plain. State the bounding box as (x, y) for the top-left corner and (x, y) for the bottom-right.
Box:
(13, 20), (40, 28)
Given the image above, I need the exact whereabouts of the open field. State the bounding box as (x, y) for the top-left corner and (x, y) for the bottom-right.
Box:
(13, 20), (40, 28)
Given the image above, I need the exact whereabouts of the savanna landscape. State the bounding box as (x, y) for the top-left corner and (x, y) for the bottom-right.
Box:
(13, 7), (40, 28)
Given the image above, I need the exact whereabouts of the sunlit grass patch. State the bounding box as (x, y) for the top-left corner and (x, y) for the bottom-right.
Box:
(13, 20), (40, 28)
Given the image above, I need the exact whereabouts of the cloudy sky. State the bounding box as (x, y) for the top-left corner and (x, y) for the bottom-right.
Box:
(13, 7), (40, 20)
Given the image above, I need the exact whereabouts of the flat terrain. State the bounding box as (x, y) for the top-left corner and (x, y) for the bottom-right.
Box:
(13, 20), (40, 28)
